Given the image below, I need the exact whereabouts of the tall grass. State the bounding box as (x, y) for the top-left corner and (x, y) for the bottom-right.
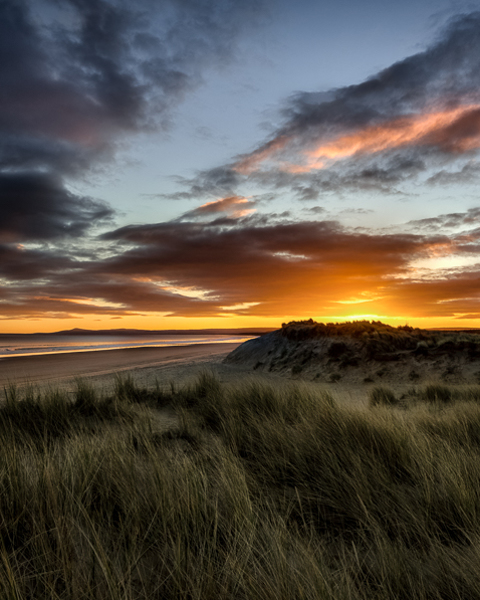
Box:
(1, 374), (480, 598)
(369, 386), (398, 406)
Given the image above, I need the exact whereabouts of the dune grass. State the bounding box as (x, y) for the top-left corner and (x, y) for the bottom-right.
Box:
(368, 386), (398, 407)
(1, 374), (480, 598)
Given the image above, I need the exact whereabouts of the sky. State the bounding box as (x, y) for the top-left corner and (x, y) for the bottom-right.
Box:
(3, 0), (480, 333)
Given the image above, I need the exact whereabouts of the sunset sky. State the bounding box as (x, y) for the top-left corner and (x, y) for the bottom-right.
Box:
(3, 0), (480, 333)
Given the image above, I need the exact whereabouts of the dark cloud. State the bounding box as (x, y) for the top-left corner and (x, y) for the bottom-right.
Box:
(0, 0), (268, 175)
(407, 207), (480, 232)
(293, 186), (320, 202)
(279, 12), (480, 136)
(0, 242), (76, 281)
(0, 0), (268, 248)
(426, 161), (480, 185)
(94, 218), (443, 316)
(305, 206), (326, 214)
(161, 166), (242, 202)
(0, 172), (113, 242)
(178, 143), (427, 204)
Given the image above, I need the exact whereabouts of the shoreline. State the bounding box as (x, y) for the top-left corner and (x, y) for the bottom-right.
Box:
(0, 339), (250, 360)
(0, 342), (242, 392)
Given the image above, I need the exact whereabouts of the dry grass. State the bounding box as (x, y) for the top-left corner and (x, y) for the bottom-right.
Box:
(1, 373), (480, 598)
(369, 386), (398, 406)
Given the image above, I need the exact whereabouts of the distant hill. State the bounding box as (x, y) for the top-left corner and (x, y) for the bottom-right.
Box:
(49, 327), (274, 336)
(224, 319), (480, 386)
(0, 327), (275, 338)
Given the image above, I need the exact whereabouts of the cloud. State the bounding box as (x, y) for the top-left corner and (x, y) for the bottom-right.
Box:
(305, 206), (326, 214)
(0, 0), (268, 176)
(0, 242), (75, 281)
(2, 211), (480, 322)
(294, 186), (321, 202)
(161, 166), (243, 202)
(162, 12), (480, 202)
(406, 207), (480, 232)
(378, 270), (480, 319)
(0, 0), (269, 246)
(92, 218), (446, 318)
(180, 196), (256, 220)
(276, 105), (480, 171)
(426, 161), (480, 185)
(0, 172), (113, 242)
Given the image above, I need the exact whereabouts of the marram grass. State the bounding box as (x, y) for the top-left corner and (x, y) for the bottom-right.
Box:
(1, 374), (480, 598)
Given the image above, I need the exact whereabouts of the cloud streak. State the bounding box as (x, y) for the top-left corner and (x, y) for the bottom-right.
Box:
(180, 196), (256, 220)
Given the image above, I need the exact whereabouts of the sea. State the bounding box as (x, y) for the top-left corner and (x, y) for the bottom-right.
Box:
(0, 334), (255, 359)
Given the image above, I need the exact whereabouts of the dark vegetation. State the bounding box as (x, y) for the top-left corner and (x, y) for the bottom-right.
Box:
(281, 318), (419, 341)
(280, 319), (480, 357)
(250, 319), (480, 374)
(2, 373), (480, 598)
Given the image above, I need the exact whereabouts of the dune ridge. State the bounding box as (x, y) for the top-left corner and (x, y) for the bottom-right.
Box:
(224, 319), (480, 386)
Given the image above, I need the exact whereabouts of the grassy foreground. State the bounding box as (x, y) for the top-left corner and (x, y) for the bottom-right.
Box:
(2, 375), (480, 598)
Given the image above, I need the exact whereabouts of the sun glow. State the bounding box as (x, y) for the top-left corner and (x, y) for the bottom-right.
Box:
(335, 295), (385, 305)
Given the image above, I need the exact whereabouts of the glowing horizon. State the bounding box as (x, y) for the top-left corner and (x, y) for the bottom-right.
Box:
(4, 310), (480, 335)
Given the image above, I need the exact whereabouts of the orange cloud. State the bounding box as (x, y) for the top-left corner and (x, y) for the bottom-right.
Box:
(307, 105), (480, 163)
(234, 105), (480, 175)
(183, 196), (256, 219)
(234, 136), (291, 174)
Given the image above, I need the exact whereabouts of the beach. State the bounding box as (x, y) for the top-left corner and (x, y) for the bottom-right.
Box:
(0, 339), (377, 407)
(0, 342), (244, 394)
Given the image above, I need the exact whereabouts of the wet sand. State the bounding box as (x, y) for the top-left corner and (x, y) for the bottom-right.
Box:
(0, 343), (242, 392)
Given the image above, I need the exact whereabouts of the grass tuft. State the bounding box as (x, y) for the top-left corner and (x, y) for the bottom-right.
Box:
(419, 383), (453, 403)
(369, 385), (398, 407)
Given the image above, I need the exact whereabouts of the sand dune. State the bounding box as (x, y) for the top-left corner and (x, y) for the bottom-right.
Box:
(224, 321), (480, 405)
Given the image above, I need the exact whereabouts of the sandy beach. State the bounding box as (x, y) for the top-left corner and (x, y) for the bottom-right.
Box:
(0, 339), (375, 408)
(0, 342), (244, 393)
